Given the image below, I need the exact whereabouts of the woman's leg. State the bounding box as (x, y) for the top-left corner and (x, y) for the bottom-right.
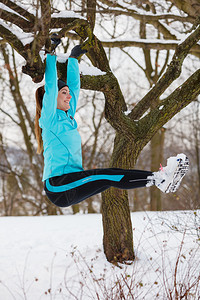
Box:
(44, 168), (153, 207)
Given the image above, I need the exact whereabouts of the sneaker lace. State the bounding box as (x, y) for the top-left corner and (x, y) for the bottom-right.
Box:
(159, 163), (164, 171)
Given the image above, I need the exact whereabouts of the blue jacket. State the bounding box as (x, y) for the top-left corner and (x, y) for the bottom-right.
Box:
(39, 54), (83, 181)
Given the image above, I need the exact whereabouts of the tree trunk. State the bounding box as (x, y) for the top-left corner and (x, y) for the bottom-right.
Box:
(101, 134), (136, 263)
(150, 128), (165, 211)
(102, 188), (134, 263)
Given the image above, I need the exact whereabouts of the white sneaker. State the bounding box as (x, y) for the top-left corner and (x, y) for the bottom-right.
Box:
(147, 154), (189, 193)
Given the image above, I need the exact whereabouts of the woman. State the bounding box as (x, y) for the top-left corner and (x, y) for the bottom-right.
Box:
(35, 44), (189, 208)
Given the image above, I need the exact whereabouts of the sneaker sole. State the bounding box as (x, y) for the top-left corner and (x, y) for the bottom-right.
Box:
(165, 156), (189, 193)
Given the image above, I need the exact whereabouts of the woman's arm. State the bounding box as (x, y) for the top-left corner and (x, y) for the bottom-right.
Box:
(66, 57), (80, 118)
(39, 54), (58, 128)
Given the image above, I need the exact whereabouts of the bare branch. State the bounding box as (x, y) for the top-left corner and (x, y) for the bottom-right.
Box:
(0, 23), (27, 59)
(86, 0), (96, 31)
(0, 164), (41, 194)
(77, 8), (194, 23)
(54, 18), (88, 38)
(102, 39), (180, 50)
(121, 49), (146, 73)
(30, 0), (51, 57)
(129, 23), (200, 120)
(0, 0), (35, 22)
(0, 108), (20, 125)
(80, 73), (136, 138)
(80, 73), (110, 91)
(158, 50), (170, 78)
(167, 0), (200, 18)
(139, 68), (200, 142)
(102, 39), (200, 56)
(0, 9), (33, 32)
(98, 0), (200, 57)
(11, 48), (35, 135)
(40, 0), (51, 50)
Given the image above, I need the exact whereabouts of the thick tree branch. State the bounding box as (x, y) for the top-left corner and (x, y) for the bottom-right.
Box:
(0, 0), (35, 22)
(0, 9), (33, 32)
(80, 73), (137, 138)
(30, 0), (51, 58)
(50, 17), (88, 29)
(0, 23), (27, 58)
(80, 73), (110, 91)
(23, 17), (90, 82)
(139, 68), (200, 141)
(87, 0), (96, 31)
(140, 20), (153, 84)
(167, 0), (200, 18)
(40, 0), (51, 50)
(75, 25), (111, 72)
(54, 18), (88, 38)
(72, 25), (137, 136)
(129, 23), (200, 120)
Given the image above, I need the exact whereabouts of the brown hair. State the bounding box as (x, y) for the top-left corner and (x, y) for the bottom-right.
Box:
(35, 86), (45, 154)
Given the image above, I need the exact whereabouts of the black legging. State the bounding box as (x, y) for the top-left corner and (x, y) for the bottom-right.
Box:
(44, 168), (153, 207)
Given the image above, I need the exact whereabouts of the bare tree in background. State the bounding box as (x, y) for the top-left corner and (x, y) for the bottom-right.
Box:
(0, 44), (61, 215)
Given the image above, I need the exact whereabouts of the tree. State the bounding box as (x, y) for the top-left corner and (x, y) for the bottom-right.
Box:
(1, 0), (200, 262)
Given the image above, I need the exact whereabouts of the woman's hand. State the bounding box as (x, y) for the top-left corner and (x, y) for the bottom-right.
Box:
(69, 45), (87, 59)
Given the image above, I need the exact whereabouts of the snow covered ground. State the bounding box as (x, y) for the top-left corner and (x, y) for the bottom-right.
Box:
(0, 211), (199, 299)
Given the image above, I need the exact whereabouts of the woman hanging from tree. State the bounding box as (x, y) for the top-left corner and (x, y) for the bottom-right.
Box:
(35, 35), (189, 208)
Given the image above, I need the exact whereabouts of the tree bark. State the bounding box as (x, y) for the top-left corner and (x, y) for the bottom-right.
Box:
(150, 128), (165, 211)
(102, 188), (134, 263)
(167, 0), (200, 17)
(102, 134), (135, 262)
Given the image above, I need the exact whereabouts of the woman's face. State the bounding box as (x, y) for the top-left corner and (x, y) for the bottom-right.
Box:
(57, 86), (72, 111)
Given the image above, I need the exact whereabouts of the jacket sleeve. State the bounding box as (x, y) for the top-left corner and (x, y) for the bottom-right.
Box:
(67, 57), (80, 118)
(39, 54), (58, 129)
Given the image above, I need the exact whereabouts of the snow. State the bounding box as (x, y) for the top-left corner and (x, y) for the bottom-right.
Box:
(0, 211), (199, 299)
(124, 109), (132, 115)
(56, 53), (69, 63)
(159, 20), (186, 40)
(79, 64), (106, 76)
(0, 20), (34, 46)
(39, 52), (106, 76)
(39, 51), (47, 63)
(52, 11), (85, 20)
